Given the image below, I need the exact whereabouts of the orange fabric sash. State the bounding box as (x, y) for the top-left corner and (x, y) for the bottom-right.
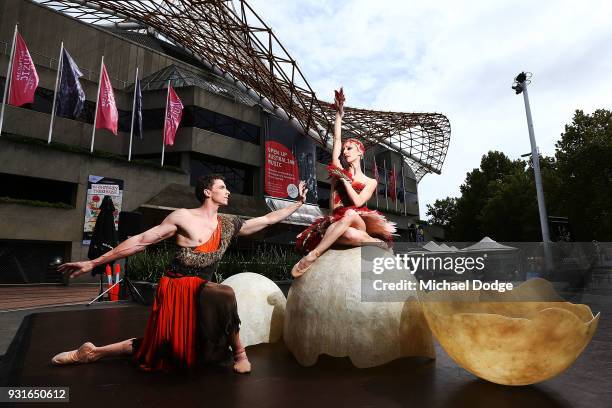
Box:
(194, 217), (221, 253)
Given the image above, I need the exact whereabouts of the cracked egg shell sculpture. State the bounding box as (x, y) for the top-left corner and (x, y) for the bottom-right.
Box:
(419, 278), (600, 385)
(284, 247), (435, 368)
(222, 272), (286, 348)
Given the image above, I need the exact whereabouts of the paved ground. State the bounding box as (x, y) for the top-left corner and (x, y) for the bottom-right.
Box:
(0, 284), (102, 311)
(0, 283), (610, 407)
(2, 300), (611, 408)
(0, 285), (135, 357)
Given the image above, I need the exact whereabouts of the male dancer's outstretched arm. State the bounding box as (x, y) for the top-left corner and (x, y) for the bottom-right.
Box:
(58, 212), (182, 278)
(61, 182), (308, 277)
(238, 181), (308, 236)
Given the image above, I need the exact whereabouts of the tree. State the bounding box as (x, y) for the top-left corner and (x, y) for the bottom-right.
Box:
(554, 109), (612, 240)
(429, 109), (611, 242)
(479, 158), (561, 242)
(432, 152), (560, 241)
(451, 151), (524, 241)
(426, 197), (457, 227)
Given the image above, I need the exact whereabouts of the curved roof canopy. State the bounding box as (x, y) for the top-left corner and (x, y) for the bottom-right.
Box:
(35, 0), (450, 181)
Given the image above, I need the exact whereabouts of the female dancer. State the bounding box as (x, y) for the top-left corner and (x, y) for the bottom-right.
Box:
(291, 88), (396, 278)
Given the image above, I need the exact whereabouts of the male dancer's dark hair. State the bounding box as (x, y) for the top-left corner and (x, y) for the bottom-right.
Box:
(195, 174), (226, 203)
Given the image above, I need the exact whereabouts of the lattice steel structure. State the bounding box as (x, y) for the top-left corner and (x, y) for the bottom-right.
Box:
(34, 0), (450, 181)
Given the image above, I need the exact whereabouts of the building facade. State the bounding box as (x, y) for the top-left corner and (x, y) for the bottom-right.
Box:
(0, 0), (426, 283)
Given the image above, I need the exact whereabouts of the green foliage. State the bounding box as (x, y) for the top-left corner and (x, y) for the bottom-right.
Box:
(554, 109), (612, 240)
(125, 241), (175, 283)
(0, 196), (73, 209)
(428, 108), (611, 241)
(219, 244), (301, 281)
(452, 151), (525, 241)
(125, 241), (300, 283)
(479, 163), (541, 241)
(426, 197), (457, 227)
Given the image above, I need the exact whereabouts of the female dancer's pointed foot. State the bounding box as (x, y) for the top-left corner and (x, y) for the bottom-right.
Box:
(51, 342), (98, 365)
(369, 239), (390, 251)
(233, 349), (251, 374)
(291, 250), (320, 279)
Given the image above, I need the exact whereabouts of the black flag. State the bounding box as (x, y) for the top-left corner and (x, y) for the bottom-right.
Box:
(133, 77), (143, 139)
(56, 48), (85, 119)
(88, 195), (117, 276)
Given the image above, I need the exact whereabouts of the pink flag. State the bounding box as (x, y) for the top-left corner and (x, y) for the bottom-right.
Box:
(372, 156), (379, 182)
(9, 32), (39, 107)
(389, 165), (397, 202)
(95, 64), (118, 135)
(164, 85), (183, 146)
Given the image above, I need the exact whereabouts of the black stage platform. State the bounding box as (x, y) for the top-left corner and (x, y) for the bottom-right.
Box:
(2, 304), (611, 407)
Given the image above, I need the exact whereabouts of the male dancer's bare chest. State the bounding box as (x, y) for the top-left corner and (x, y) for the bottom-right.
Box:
(175, 215), (220, 247)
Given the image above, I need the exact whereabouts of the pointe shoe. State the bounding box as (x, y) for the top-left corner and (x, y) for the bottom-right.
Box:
(51, 342), (98, 365)
(291, 250), (320, 279)
(369, 240), (390, 252)
(233, 348), (251, 374)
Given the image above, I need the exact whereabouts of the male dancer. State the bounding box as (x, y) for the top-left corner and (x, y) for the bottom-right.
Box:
(55, 174), (307, 373)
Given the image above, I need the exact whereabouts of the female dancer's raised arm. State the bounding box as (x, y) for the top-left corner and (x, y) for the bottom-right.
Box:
(331, 88), (345, 169)
(292, 88), (396, 278)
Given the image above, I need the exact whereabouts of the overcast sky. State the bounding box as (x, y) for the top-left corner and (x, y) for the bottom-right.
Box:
(244, 0), (612, 218)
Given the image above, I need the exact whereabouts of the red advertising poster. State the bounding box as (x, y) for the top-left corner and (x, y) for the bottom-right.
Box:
(265, 140), (299, 198)
(264, 115), (317, 203)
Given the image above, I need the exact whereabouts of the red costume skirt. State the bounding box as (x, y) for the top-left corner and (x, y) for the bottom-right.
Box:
(132, 274), (240, 372)
(296, 206), (396, 253)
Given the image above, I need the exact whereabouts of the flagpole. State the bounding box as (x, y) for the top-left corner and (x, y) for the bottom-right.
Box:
(394, 163), (398, 212)
(128, 66), (139, 162)
(90, 56), (104, 153)
(0, 24), (18, 137)
(374, 156), (379, 208)
(383, 159), (388, 210)
(161, 80), (170, 167)
(47, 42), (64, 144)
(401, 162), (407, 216)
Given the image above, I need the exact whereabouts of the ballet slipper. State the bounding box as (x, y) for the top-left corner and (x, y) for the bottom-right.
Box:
(368, 240), (390, 251)
(51, 342), (98, 365)
(291, 250), (320, 279)
(233, 348), (251, 374)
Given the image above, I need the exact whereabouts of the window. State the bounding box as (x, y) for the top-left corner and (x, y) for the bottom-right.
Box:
(317, 182), (331, 208)
(0, 240), (70, 284)
(0, 173), (77, 207)
(405, 191), (418, 205)
(0, 79), (261, 144)
(132, 152), (182, 167)
(316, 146), (332, 164)
(189, 153), (254, 195)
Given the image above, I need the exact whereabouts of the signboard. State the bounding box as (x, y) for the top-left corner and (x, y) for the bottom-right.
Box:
(82, 175), (124, 244)
(265, 115), (317, 204)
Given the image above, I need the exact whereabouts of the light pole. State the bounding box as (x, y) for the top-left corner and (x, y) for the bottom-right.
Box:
(512, 72), (553, 273)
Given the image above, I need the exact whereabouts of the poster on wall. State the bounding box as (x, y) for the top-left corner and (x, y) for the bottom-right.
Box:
(265, 115), (318, 204)
(82, 175), (124, 245)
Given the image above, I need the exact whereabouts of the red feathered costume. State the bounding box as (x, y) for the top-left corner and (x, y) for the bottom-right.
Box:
(296, 164), (396, 253)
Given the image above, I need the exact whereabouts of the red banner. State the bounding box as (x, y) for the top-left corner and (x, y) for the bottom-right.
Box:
(8, 32), (39, 107)
(265, 140), (299, 198)
(389, 165), (397, 202)
(95, 63), (118, 135)
(164, 85), (183, 146)
(372, 156), (379, 182)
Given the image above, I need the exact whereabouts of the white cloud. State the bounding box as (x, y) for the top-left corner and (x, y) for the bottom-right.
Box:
(244, 0), (612, 218)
